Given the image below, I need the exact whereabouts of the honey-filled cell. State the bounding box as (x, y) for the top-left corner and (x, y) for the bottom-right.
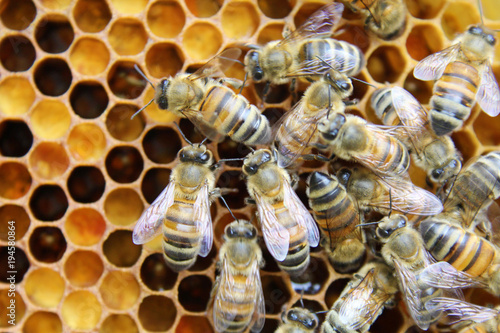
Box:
(65, 207), (106, 246)
(61, 290), (102, 330)
(147, 1), (185, 38)
(221, 2), (260, 39)
(145, 43), (184, 78)
(31, 100), (71, 140)
(0, 204), (30, 241)
(101, 314), (139, 333)
(0, 76), (36, 116)
(0, 289), (26, 327)
(99, 271), (140, 310)
(0, 162), (32, 200)
(104, 188), (144, 227)
(182, 22), (223, 61)
(67, 123), (107, 161)
(109, 0), (148, 14)
(176, 315), (214, 333)
(108, 18), (148, 56)
(406, 24), (444, 61)
(367, 46), (407, 83)
(69, 37), (110, 76)
(64, 250), (104, 287)
(258, 0), (295, 18)
(441, 1), (480, 40)
(39, 0), (71, 10)
(185, 0), (222, 18)
(22, 311), (62, 333)
(24, 267), (65, 309)
(29, 142), (70, 180)
(73, 0), (111, 33)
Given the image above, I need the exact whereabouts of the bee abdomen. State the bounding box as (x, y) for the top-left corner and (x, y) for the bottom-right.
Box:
(371, 87), (400, 126)
(328, 238), (366, 274)
(217, 278), (256, 333)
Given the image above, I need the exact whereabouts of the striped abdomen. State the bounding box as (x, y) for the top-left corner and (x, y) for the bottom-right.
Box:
(163, 200), (201, 272)
(371, 87), (402, 127)
(430, 61), (480, 136)
(274, 202), (310, 276)
(199, 85), (271, 145)
(363, 128), (410, 176)
(297, 39), (365, 76)
(419, 219), (496, 277)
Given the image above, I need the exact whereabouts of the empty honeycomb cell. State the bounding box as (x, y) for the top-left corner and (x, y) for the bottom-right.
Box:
(143, 127), (182, 164)
(176, 315), (214, 333)
(403, 71), (434, 104)
(0, 205), (29, 241)
(0, 0), (36, 31)
(452, 129), (481, 162)
(178, 275), (212, 312)
(29, 185), (68, 221)
(106, 146), (144, 183)
(103, 230), (141, 267)
(147, 1), (185, 38)
(370, 306), (404, 333)
(29, 226), (67, 263)
(324, 278), (350, 308)
(441, 1), (479, 40)
(178, 118), (206, 146)
(73, 0), (111, 33)
(23, 311), (62, 333)
(0, 162), (31, 200)
(35, 15), (74, 54)
(29, 142), (69, 180)
(109, 19), (148, 56)
(104, 188), (143, 227)
(141, 168), (171, 203)
(0, 289), (26, 327)
(64, 250), (104, 287)
(100, 271), (140, 310)
(67, 123), (107, 161)
(473, 111), (500, 146)
(145, 43), (184, 78)
(185, 0), (222, 17)
(406, 24), (444, 61)
(61, 290), (102, 330)
(217, 139), (252, 167)
(0, 246), (29, 282)
(290, 256), (329, 295)
(106, 104), (145, 142)
(350, 72), (370, 105)
(69, 37), (110, 76)
(262, 319), (279, 333)
(258, 0), (294, 18)
(0, 76), (35, 116)
(108, 61), (147, 99)
(260, 242), (280, 272)
(67, 166), (105, 203)
(109, 0), (148, 14)
(30, 100), (71, 140)
(189, 245), (218, 272)
(65, 208), (106, 246)
(221, 2), (260, 39)
(70, 81), (109, 119)
(262, 275), (291, 314)
(182, 22), (223, 61)
(406, 0), (446, 19)
(138, 295), (177, 331)
(140, 253), (178, 291)
(0, 35), (36, 72)
(34, 58), (72, 96)
(254, 81), (291, 103)
(367, 46), (406, 83)
(39, 0), (71, 10)
(101, 314), (139, 333)
(294, 3), (324, 28)
(25, 267), (65, 308)
(262, 108), (286, 127)
(0, 120), (33, 157)
(257, 23), (285, 45)
(216, 170), (247, 209)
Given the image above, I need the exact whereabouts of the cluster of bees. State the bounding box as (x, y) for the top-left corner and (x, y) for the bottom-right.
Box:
(131, 1), (500, 332)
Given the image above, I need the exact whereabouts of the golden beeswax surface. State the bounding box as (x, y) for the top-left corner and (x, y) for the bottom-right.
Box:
(0, 0), (500, 332)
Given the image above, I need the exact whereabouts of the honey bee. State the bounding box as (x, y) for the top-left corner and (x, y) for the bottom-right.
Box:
(316, 113), (411, 178)
(243, 149), (320, 276)
(341, 0), (407, 40)
(336, 166), (443, 217)
(244, 2), (365, 87)
(376, 214), (452, 330)
(212, 220), (265, 333)
(321, 261), (398, 333)
(306, 171), (366, 274)
(371, 86), (462, 184)
(132, 141), (218, 272)
(413, 25), (500, 136)
(135, 48), (271, 146)
(274, 69), (353, 168)
(276, 307), (319, 333)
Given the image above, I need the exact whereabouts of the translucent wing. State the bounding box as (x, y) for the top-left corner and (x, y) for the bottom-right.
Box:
(279, 2), (344, 45)
(425, 297), (498, 324)
(477, 62), (500, 117)
(287, 52), (355, 77)
(182, 108), (226, 143)
(256, 194), (290, 261)
(413, 44), (461, 81)
(214, 254), (237, 332)
(188, 48), (242, 80)
(282, 176), (320, 246)
(419, 262), (488, 289)
(390, 86), (428, 145)
(250, 259), (266, 332)
(194, 183), (213, 257)
(132, 181), (176, 244)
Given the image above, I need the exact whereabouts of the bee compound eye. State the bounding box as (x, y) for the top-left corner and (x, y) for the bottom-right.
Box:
(376, 227), (391, 239)
(244, 165), (258, 175)
(431, 168), (443, 180)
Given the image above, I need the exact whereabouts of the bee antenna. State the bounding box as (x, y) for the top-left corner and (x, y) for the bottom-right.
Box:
(356, 221), (380, 228)
(173, 122), (194, 146)
(299, 289), (305, 308)
(220, 196), (239, 223)
(350, 76), (377, 88)
(315, 310), (329, 314)
(316, 56), (334, 70)
(360, 0), (380, 28)
(131, 99), (154, 119)
(388, 188), (393, 218)
(199, 137), (209, 147)
(239, 71), (249, 95)
(247, 146), (255, 153)
(478, 0), (485, 27)
(218, 157), (245, 164)
(134, 64), (155, 90)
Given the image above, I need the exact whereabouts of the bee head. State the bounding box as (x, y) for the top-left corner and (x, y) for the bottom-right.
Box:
(178, 145), (213, 165)
(225, 220), (257, 240)
(336, 167), (352, 186)
(325, 71), (353, 94)
(376, 215), (407, 240)
(245, 50), (265, 82)
(430, 158), (462, 183)
(154, 79), (170, 110)
(468, 25), (496, 46)
(318, 113), (346, 142)
(284, 308), (318, 329)
(242, 149), (274, 175)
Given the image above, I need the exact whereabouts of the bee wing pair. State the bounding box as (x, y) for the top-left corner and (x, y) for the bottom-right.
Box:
(425, 297), (499, 325)
(420, 261), (489, 290)
(414, 43), (500, 117)
(132, 182), (213, 257)
(213, 255), (265, 332)
(257, 176), (320, 262)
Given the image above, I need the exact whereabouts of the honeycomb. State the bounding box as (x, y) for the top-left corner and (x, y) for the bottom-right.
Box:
(0, 0), (499, 332)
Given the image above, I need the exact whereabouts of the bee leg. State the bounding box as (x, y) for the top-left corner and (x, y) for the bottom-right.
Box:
(244, 197), (256, 205)
(301, 154), (332, 162)
(262, 81), (271, 101)
(222, 78), (244, 91)
(343, 98), (359, 106)
(310, 142), (329, 151)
